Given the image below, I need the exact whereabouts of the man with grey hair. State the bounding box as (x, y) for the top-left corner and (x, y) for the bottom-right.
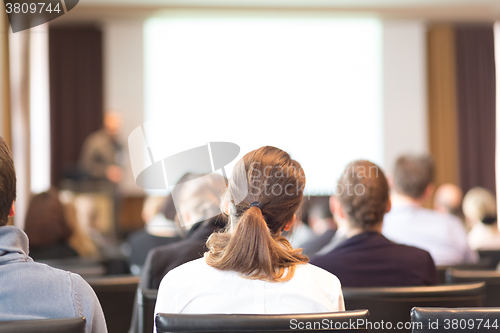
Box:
(382, 154), (478, 266)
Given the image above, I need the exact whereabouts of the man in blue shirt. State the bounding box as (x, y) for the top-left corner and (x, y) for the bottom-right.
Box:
(0, 137), (107, 332)
(382, 154), (478, 266)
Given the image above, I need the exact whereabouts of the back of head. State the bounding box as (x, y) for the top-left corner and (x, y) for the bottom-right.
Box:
(337, 160), (389, 231)
(24, 189), (73, 248)
(393, 154), (434, 199)
(206, 146), (308, 282)
(174, 173), (227, 228)
(0, 137), (15, 226)
(434, 183), (463, 215)
(462, 187), (497, 225)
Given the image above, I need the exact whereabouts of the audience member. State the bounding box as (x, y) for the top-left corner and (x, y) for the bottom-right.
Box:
(24, 189), (79, 260)
(154, 146), (344, 319)
(141, 173), (228, 290)
(383, 154), (478, 265)
(313, 196), (350, 256)
(65, 205), (100, 258)
(311, 160), (437, 287)
(463, 187), (500, 251)
(300, 198), (337, 256)
(434, 183), (465, 224)
(125, 195), (181, 274)
(0, 137), (106, 332)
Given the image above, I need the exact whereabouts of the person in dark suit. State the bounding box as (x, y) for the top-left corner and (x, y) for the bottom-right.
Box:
(310, 160), (437, 287)
(128, 173), (228, 333)
(141, 213), (227, 289)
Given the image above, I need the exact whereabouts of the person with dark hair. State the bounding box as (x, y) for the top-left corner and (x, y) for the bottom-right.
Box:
(300, 198), (337, 256)
(154, 146), (344, 319)
(382, 154), (477, 265)
(24, 189), (79, 260)
(310, 160), (437, 287)
(0, 137), (106, 332)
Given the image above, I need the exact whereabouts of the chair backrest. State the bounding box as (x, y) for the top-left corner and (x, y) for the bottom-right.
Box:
(411, 307), (500, 333)
(446, 268), (500, 306)
(343, 282), (485, 333)
(436, 262), (491, 284)
(0, 317), (85, 333)
(39, 258), (106, 277)
(138, 288), (158, 333)
(155, 310), (370, 333)
(86, 275), (140, 333)
(478, 250), (500, 269)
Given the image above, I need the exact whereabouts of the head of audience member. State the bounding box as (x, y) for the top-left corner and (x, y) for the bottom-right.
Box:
(334, 160), (390, 237)
(173, 172), (227, 233)
(392, 154), (435, 205)
(462, 187), (497, 229)
(205, 146), (308, 282)
(24, 189), (73, 249)
(59, 191), (99, 258)
(103, 112), (122, 138)
(434, 183), (463, 216)
(308, 198), (336, 235)
(142, 196), (168, 224)
(0, 137), (16, 226)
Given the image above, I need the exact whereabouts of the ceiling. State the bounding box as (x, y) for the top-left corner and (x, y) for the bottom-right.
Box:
(79, 0), (498, 8)
(57, 0), (500, 22)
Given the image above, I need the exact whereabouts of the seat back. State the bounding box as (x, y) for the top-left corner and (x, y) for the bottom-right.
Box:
(343, 282), (485, 333)
(39, 258), (106, 278)
(86, 275), (140, 333)
(138, 288), (158, 333)
(436, 262), (491, 284)
(478, 250), (500, 269)
(411, 307), (500, 333)
(446, 268), (500, 306)
(0, 317), (85, 333)
(155, 310), (370, 333)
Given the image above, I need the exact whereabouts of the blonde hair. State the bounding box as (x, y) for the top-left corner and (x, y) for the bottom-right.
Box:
(59, 190), (99, 258)
(174, 173), (227, 228)
(205, 146), (308, 283)
(462, 187), (496, 224)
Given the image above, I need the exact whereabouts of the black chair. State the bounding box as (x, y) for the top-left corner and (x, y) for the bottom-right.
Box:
(86, 275), (140, 333)
(436, 262), (491, 284)
(39, 257), (107, 277)
(411, 307), (500, 333)
(343, 282), (485, 333)
(446, 268), (500, 306)
(155, 310), (370, 333)
(0, 317), (85, 333)
(137, 288), (158, 333)
(478, 250), (500, 269)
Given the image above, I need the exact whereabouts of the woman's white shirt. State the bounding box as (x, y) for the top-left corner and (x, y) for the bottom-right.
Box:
(154, 258), (344, 324)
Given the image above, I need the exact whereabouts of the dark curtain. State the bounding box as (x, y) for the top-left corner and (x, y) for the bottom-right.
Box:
(455, 25), (496, 195)
(49, 26), (103, 186)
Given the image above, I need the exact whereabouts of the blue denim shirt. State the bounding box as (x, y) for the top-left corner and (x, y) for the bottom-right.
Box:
(0, 226), (107, 333)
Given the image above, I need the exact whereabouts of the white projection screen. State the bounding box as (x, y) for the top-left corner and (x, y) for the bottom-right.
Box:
(144, 12), (383, 195)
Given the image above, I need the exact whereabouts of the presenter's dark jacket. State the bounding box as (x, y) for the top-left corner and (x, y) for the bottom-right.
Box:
(310, 232), (438, 287)
(141, 214), (227, 290)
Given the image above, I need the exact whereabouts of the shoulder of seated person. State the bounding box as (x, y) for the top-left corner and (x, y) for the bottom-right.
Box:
(295, 263), (342, 285)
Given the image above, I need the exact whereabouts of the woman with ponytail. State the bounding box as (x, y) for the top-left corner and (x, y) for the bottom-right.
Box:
(154, 146), (344, 317)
